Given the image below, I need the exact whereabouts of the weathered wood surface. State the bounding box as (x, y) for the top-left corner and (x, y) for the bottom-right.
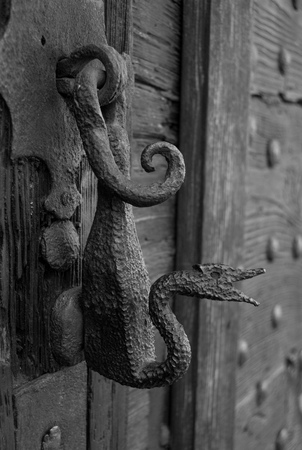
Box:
(14, 363), (86, 449)
(235, 366), (287, 450)
(0, 1), (119, 448)
(0, 93), (15, 450)
(235, 97), (302, 449)
(127, 1), (182, 449)
(86, 2), (132, 449)
(0, 0), (107, 381)
(0, 0), (181, 447)
(171, 1), (252, 449)
(235, 1), (302, 447)
(252, 0), (302, 101)
(105, 0), (132, 55)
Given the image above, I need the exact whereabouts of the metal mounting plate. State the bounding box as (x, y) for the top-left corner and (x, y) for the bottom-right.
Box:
(0, 0), (107, 219)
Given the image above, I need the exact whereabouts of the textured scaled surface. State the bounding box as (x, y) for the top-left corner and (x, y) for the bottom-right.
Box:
(40, 220), (80, 271)
(146, 264), (264, 388)
(61, 49), (186, 207)
(54, 43), (265, 389)
(54, 43), (184, 388)
(51, 287), (84, 366)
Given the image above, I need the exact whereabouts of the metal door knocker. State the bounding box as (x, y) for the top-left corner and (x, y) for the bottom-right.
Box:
(51, 43), (265, 389)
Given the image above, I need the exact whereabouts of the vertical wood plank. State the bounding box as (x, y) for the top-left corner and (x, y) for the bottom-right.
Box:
(171, 1), (252, 449)
(0, 94), (15, 450)
(87, 2), (133, 449)
(235, 99), (302, 449)
(0, 14), (15, 449)
(235, 2), (302, 447)
(105, 0), (132, 55)
(130, 1), (182, 449)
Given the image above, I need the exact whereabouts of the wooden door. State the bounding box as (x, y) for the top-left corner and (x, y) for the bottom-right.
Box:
(0, 0), (181, 448)
(1, 1), (302, 449)
(172, 1), (302, 449)
(235, 1), (302, 448)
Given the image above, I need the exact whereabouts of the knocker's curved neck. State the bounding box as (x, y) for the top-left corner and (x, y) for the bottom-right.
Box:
(63, 53), (186, 207)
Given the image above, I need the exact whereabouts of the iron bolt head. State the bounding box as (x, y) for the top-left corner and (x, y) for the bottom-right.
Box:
(40, 220), (80, 271)
(298, 350), (302, 371)
(160, 424), (170, 447)
(271, 304), (283, 328)
(278, 47), (291, 75)
(249, 116), (257, 145)
(256, 380), (268, 406)
(298, 394), (302, 415)
(275, 428), (288, 450)
(252, 45), (258, 70)
(285, 347), (301, 376)
(292, 235), (302, 258)
(238, 340), (249, 366)
(267, 139), (281, 167)
(266, 236), (279, 261)
(42, 426), (61, 449)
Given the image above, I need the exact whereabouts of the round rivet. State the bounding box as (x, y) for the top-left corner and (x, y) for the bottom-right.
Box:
(298, 349), (302, 371)
(279, 47), (291, 75)
(275, 428), (288, 450)
(298, 394), (302, 415)
(266, 236), (279, 261)
(51, 286), (84, 366)
(42, 426), (61, 450)
(267, 139), (281, 167)
(238, 340), (249, 366)
(252, 45), (258, 70)
(256, 380), (268, 406)
(286, 348), (298, 373)
(271, 304), (283, 328)
(249, 116), (257, 144)
(292, 235), (302, 258)
(160, 424), (170, 447)
(40, 220), (80, 271)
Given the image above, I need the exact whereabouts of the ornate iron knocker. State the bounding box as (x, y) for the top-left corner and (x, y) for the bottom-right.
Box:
(51, 44), (265, 389)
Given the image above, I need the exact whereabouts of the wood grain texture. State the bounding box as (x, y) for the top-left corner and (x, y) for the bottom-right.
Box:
(235, 366), (287, 450)
(171, 1), (252, 449)
(235, 2), (302, 448)
(105, 0), (132, 54)
(0, 0), (108, 381)
(0, 1), (120, 448)
(0, 94), (15, 450)
(127, 1), (181, 448)
(252, 0), (302, 100)
(235, 98), (302, 448)
(14, 363), (87, 450)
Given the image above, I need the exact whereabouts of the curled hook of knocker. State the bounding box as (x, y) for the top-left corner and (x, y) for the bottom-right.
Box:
(51, 44), (265, 389)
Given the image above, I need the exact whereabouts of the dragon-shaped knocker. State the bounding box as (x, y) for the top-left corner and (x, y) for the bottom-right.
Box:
(51, 44), (265, 389)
